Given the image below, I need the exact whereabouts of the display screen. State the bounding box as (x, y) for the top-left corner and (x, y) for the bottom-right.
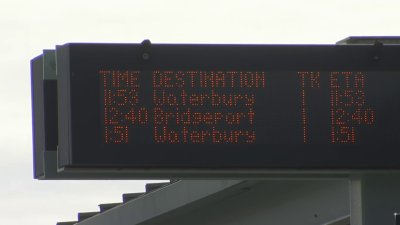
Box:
(101, 70), (378, 145)
(56, 43), (400, 170)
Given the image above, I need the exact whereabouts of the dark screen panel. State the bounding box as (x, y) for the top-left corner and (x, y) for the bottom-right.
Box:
(56, 43), (400, 169)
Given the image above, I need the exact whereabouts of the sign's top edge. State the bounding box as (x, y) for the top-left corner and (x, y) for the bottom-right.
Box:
(56, 42), (400, 48)
(59, 42), (338, 46)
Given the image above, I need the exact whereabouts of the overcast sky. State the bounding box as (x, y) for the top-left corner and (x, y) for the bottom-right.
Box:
(1, 0), (399, 224)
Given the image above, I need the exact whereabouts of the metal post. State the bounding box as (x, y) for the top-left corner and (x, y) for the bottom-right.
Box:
(350, 173), (400, 225)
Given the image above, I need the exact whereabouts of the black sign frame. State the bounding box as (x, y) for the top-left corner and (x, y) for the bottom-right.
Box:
(55, 43), (400, 171)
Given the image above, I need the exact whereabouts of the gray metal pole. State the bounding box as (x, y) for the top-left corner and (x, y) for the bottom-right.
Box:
(350, 173), (400, 225)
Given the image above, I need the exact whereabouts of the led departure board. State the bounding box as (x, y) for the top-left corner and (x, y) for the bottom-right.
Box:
(101, 70), (375, 145)
(55, 43), (400, 170)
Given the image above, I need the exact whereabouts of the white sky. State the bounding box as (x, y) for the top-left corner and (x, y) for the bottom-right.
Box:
(0, 0), (399, 224)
